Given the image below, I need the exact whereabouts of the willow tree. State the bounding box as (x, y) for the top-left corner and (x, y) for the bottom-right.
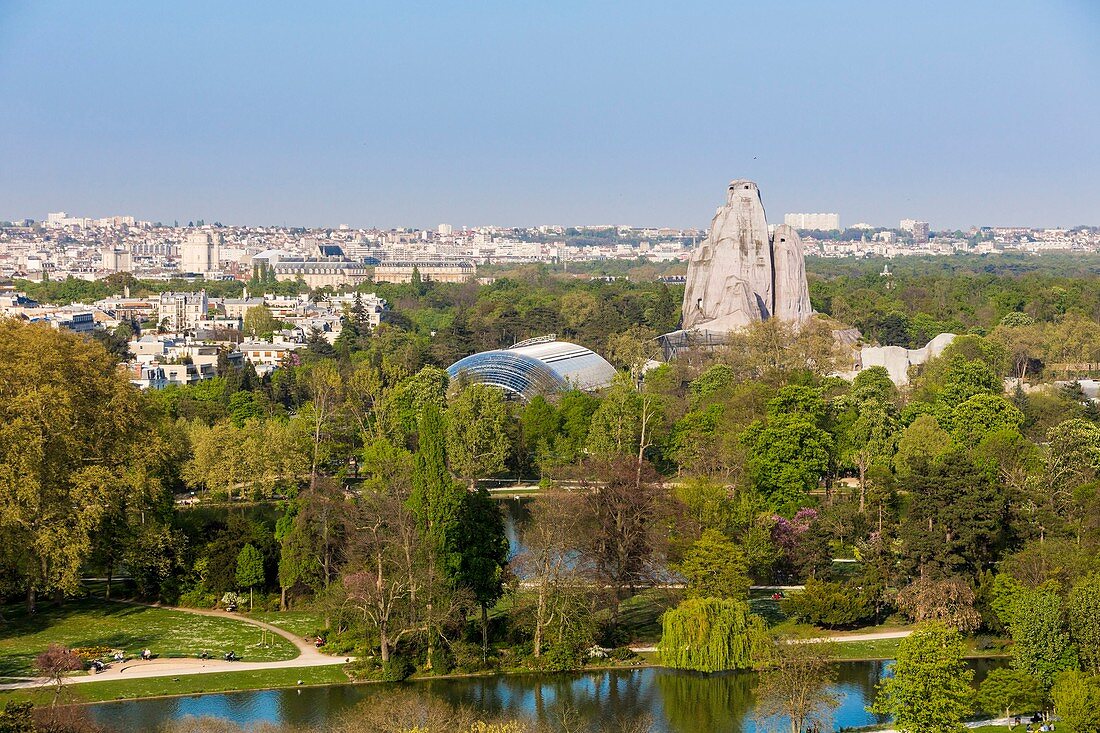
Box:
(657, 597), (769, 672)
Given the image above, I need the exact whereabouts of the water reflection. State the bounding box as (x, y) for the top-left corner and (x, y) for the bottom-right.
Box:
(90, 660), (979, 732)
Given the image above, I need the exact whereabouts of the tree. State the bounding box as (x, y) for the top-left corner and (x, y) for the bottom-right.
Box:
(899, 451), (1005, 579)
(1050, 670), (1100, 733)
(0, 321), (149, 612)
(1069, 573), (1100, 673)
(455, 487), (509, 662)
(657, 597), (768, 673)
(304, 361), (343, 489)
(569, 457), (673, 618)
(895, 576), (982, 632)
(676, 530), (750, 600)
(1006, 586), (1077, 689)
(950, 394), (1024, 446)
(35, 644), (83, 705)
(344, 489), (419, 664)
(242, 305), (280, 339)
(407, 405), (466, 670)
(235, 543), (265, 611)
(754, 640), (841, 733)
(869, 623), (974, 733)
(894, 414), (953, 476)
(781, 578), (876, 629)
(446, 384), (511, 489)
(742, 417), (832, 513)
(976, 667), (1045, 718)
(514, 492), (584, 659)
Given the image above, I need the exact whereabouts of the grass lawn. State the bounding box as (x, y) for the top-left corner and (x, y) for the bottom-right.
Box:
(246, 611), (326, 639)
(0, 599), (298, 677)
(0, 665), (352, 705)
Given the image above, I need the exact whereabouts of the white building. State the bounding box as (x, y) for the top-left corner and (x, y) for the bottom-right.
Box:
(180, 230), (222, 274)
(158, 290), (209, 331)
(784, 212), (840, 231)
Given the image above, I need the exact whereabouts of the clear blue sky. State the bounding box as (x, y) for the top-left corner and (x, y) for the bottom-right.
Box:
(1, 1), (1097, 230)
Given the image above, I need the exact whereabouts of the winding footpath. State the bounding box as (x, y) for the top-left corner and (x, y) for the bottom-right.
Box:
(0, 604), (350, 692)
(628, 627), (912, 654)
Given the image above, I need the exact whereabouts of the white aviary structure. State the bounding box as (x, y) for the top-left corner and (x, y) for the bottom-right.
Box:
(681, 180), (813, 333)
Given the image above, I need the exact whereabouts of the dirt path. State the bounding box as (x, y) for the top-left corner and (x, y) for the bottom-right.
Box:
(0, 602), (350, 691)
(628, 627), (912, 653)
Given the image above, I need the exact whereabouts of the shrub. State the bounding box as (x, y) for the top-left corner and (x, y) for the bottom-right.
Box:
(381, 655), (414, 682)
(781, 578), (876, 629)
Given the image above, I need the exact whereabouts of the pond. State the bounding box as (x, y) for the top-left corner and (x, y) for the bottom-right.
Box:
(87, 659), (1003, 732)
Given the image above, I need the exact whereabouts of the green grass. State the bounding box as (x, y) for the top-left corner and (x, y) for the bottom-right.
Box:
(0, 599), (298, 676)
(0, 665), (352, 705)
(246, 611), (326, 639)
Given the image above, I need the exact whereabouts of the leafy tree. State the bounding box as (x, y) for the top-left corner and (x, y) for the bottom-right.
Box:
(1007, 586), (1077, 689)
(950, 394), (1024, 446)
(754, 640), (840, 733)
(657, 597), (768, 673)
(242, 304), (280, 339)
(408, 404), (466, 669)
(235, 543), (265, 610)
(1050, 670), (1100, 733)
(870, 623), (975, 733)
(899, 451), (1005, 578)
(456, 487), (509, 662)
(446, 384), (511, 488)
(781, 578), (876, 629)
(586, 374), (640, 458)
(1069, 573), (1100, 673)
(676, 529), (750, 600)
(742, 417), (832, 513)
(976, 667), (1045, 718)
(894, 414), (953, 476)
(0, 321), (149, 612)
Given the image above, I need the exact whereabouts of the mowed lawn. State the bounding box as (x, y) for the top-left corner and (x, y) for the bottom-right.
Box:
(247, 611), (326, 639)
(0, 599), (298, 676)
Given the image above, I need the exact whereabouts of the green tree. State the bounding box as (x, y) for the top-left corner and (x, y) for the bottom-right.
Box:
(1007, 586), (1077, 689)
(742, 417), (832, 513)
(1050, 670), (1100, 733)
(976, 667), (1045, 718)
(899, 451), (1005, 578)
(242, 304), (280, 339)
(446, 384), (511, 489)
(657, 597), (768, 673)
(894, 414), (953, 476)
(0, 321), (149, 612)
(1069, 573), (1100, 673)
(235, 543), (265, 610)
(676, 529), (750, 600)
(456, 487), (509, 662)
(950, 394), (1024, 446)
(870, 623), (974, 733)
(408, 404), (466, 669)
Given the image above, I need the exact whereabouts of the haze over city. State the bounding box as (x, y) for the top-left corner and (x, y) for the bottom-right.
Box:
(2, 0), (1099, 229)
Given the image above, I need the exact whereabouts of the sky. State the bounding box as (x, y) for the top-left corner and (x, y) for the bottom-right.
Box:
(1, 1), (1098, 230)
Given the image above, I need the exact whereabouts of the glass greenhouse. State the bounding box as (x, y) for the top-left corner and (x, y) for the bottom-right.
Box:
(446, 338), (617, 400)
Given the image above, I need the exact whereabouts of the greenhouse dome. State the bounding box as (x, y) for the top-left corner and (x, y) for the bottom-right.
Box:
(446, 336), (617, 401)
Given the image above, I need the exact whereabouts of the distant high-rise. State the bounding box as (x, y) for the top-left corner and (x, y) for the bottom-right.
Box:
(784, 212), (840, 231)
(437, 223), (454, 236)
(900, 219), (930, 243)
(180, 230), (222, 274)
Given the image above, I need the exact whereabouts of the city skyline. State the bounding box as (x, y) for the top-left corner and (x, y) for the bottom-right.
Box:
(2, 1), (1098, 230)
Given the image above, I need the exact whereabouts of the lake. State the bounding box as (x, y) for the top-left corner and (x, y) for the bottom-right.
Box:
(87, 659), (1002, 732)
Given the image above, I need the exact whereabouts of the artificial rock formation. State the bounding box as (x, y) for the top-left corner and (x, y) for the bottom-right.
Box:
(681, 180), (813, 333)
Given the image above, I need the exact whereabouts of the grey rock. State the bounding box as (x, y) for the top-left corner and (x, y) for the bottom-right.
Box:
(681, 179), (813, 333)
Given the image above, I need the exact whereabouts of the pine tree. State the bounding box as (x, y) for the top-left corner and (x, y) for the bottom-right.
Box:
(235, 543), (265, 611)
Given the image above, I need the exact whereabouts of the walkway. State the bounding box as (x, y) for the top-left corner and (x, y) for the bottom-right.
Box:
(628, 627), (912, 653)
(0, 602), (350, 692)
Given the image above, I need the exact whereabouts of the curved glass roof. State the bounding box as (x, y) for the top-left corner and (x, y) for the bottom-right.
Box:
(447, 340), (617, 400)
